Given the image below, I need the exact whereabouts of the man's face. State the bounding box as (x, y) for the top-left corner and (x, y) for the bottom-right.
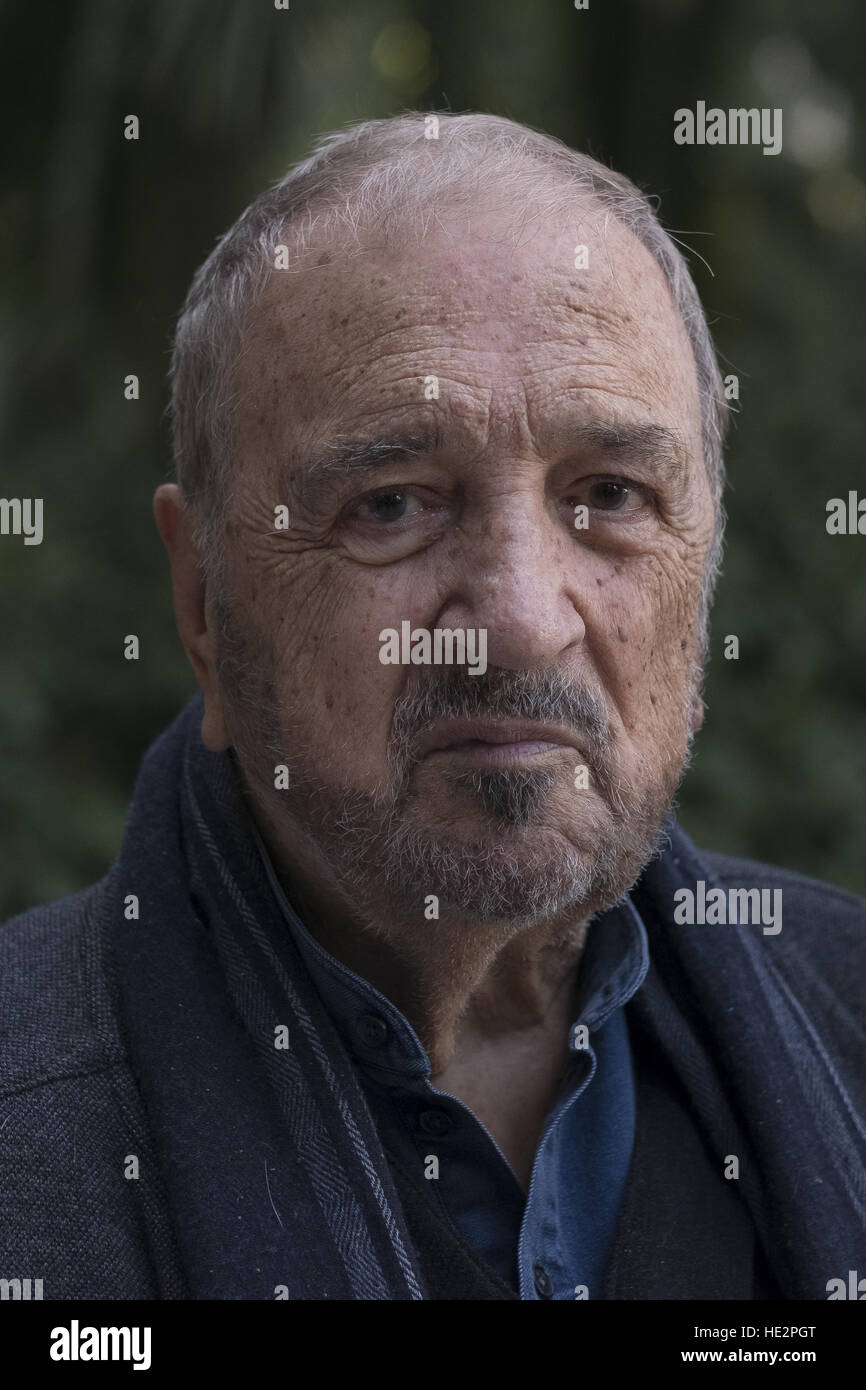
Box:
(213, 193), (715, 927)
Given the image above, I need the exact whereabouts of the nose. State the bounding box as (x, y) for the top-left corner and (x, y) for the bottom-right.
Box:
(437, 491), (587, 672)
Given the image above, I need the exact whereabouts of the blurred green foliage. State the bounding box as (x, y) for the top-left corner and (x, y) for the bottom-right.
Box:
(1, 0), (864, 915)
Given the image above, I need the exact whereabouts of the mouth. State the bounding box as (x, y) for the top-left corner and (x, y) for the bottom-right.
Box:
(416, 719), (583, 767)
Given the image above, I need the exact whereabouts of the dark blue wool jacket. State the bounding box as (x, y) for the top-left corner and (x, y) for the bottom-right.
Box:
(1, 696), (864, 1300)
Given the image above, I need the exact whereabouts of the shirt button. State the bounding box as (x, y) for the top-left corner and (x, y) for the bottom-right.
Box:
(356, 1014), (388, 1047)
(533, 1262), (554, 1299)
(419, 1107), (453, 1137)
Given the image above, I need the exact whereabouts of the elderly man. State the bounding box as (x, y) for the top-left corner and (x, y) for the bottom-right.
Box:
(1, 112), (864, 1303)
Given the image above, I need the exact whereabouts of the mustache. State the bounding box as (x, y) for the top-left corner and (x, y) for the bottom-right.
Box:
(389, 666), (611, 768)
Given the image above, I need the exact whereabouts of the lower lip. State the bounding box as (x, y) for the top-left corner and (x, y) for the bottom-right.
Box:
(426, 739), (571, 765)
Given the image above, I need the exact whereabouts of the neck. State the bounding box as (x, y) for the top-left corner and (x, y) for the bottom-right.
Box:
(247, 791), (590, 1074)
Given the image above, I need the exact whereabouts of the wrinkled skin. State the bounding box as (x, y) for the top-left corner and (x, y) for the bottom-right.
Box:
(155, 194), (715, 1185)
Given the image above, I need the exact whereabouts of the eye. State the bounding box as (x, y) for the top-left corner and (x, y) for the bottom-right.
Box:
(355, 490), (424, 524)
(587, 480), (641, 512)
(567, 476), (651, 519)
(335, 482), (451, 563)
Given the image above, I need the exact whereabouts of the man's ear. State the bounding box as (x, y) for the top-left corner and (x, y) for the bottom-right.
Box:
(691, 695), (706, 734)
(153, 484), (229, 751)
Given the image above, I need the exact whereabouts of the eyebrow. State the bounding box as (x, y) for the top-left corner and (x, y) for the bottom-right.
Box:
(304, 428), (445, 481)
(287, 427), (445, 513)
(562, 421), (689, 483)
(292, 416), (687, 505)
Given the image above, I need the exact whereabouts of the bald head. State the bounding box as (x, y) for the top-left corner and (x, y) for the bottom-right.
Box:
(169, 112), (728, 622)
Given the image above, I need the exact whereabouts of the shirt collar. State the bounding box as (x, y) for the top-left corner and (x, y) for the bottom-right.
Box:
(573, 894), (649, 1034)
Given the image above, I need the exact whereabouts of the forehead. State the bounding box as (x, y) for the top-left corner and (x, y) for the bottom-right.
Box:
(237, 195), (702, 457)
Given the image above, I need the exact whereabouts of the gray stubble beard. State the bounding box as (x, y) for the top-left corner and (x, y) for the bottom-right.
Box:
(215, 600), (694, 929)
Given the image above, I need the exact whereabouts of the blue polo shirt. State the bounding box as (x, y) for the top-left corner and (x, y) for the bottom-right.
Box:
(256, 838), (649, 1300)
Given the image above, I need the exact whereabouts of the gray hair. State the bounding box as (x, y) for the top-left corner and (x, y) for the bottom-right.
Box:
(169, 111), (728, 630)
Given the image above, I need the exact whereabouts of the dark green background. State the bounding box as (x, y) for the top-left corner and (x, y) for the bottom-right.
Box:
(1, 0), (863, 916)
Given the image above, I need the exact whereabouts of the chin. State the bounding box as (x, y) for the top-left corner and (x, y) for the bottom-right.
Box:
(377, 816), (634, 926)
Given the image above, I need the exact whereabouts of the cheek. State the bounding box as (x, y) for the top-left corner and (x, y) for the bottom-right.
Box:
(262, 563), (422, 778)
(589, 556), (700, 740)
